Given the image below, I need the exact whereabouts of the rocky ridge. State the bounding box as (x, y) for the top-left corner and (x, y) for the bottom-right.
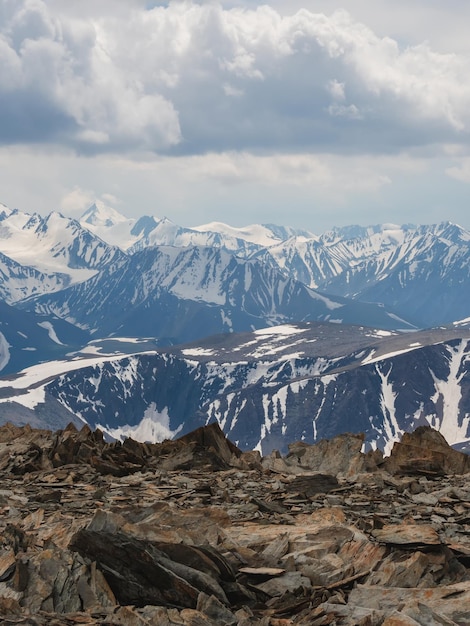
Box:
(0, 423), (468, 625)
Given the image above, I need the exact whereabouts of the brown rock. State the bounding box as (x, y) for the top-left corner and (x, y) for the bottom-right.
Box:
(384, 426), (470, 476)
(382, 613), (422, 625)
(173, 422), (242, 469)
(254, 571), (311, 596)
(372, 524), (441, 547)
(285, 432), (367, 476)
(0, 422), (468, 624)
(367, 550), (434, 588)
(349, 582), (470, 623)
(70, 527), (234, 609)
(0, 552), (16, 582)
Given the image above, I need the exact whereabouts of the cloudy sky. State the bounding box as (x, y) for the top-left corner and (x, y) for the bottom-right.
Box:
(1, 0), (470, 233)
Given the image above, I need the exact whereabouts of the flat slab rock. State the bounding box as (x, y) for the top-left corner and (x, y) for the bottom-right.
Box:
(372, 524), (441, 546)
(349, 582), (470, 623)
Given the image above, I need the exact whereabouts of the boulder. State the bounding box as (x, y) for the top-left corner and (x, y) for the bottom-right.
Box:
(284, 432), (368, 477)
(384, 426), (470, 475)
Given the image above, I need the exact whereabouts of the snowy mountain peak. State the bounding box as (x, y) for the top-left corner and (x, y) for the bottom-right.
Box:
(130, 215), (159, 238)
(435, 221), (470, 243)
(80, 202), (129, 228)
(192, 221), (302, 247)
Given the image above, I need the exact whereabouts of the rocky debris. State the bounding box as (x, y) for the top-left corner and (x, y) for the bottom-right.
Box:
(0, 423), (467, 624)
(0, 421), (242, 477)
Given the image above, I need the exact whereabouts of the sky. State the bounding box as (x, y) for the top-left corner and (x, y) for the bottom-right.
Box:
(1, 0), (470, 233)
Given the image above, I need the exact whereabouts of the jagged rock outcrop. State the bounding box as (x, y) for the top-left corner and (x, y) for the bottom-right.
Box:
(0, 423), (468, 624)
(383, 426), (470, 476)
(0, 421), (243, 477)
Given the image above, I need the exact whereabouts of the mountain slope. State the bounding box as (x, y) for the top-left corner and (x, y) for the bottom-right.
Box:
(2, 201), (470, 353)
(0, 300), (89, 375)
(327, 224), (470, 327)
(0, 249), (71, 304)
(25, 245), (415, 341)
(254, 221), (470, 327)
(1, 323), (469, 454)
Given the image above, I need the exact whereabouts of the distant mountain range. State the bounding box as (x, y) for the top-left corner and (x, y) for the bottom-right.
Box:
(1, 200), (470, 452)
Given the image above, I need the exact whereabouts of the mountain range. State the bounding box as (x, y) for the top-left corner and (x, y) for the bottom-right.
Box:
(1, 199), (470, 453)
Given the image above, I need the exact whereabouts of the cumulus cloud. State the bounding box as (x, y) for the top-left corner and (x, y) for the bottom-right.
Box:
(0, 0), (470, 158)
(0, 0), (181, 152)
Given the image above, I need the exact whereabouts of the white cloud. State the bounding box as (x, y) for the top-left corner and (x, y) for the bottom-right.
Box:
(0, 142), (468, 233)
(327, 79), (345, 101)
(60, 186), (96, 216)
(0, 0), (181, 151)
(1, 2), (470, 156)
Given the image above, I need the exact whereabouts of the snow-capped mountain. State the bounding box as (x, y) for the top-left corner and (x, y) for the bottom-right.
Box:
(0, 206), (124, 285)
(79, 202), (316, 257)
(79, 201), (150, 251)
(320, 222), (470, 327)
(0, 249), (70, 304)
(0, 200), (469, 352)
(26, 244), (414, 342)
(1, 323), (469, 454)
(78, 207), (470, 330)
(3, 201), (468, 332)
(252, 237), (346, 290)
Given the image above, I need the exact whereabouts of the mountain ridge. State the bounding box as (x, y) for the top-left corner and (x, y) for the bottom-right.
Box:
(1, 322), (470, 455)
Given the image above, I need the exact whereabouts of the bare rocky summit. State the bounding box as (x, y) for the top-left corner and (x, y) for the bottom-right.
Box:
(0, 422), (468, 625)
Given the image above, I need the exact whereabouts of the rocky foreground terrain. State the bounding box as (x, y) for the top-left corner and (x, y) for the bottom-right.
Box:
(0, 423), (469, 625)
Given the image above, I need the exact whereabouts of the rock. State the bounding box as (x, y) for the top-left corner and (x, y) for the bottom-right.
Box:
(0, 552), (16, 582)
(171, 423), (242, 470)
(384, 426), (470, 476)
(299, 553), (353, 587)
(238, 567), (286, 577)
(70, 529), (230, 609)
(260, 533), (289, 566)
(286, 473), (339, 496)
(372, 524), (441, 547)
(382, 612), (422, 625)
(404, 601), (460, 625)
(349, 582), (470, 623)
(196, 593), (238, 625)
(285, 432), (368, 477)
(367, 550), (436, 588)
(254, 571), (311, 596)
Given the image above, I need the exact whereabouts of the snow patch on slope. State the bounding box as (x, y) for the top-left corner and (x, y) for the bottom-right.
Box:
(98, 403), (183, 443)
(37, 321), (64, 345)
(377, 364), (403, 456)
(254, 325), (303, 337)
(0, 332), (11, 371)
(427, 340), (470, 445)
